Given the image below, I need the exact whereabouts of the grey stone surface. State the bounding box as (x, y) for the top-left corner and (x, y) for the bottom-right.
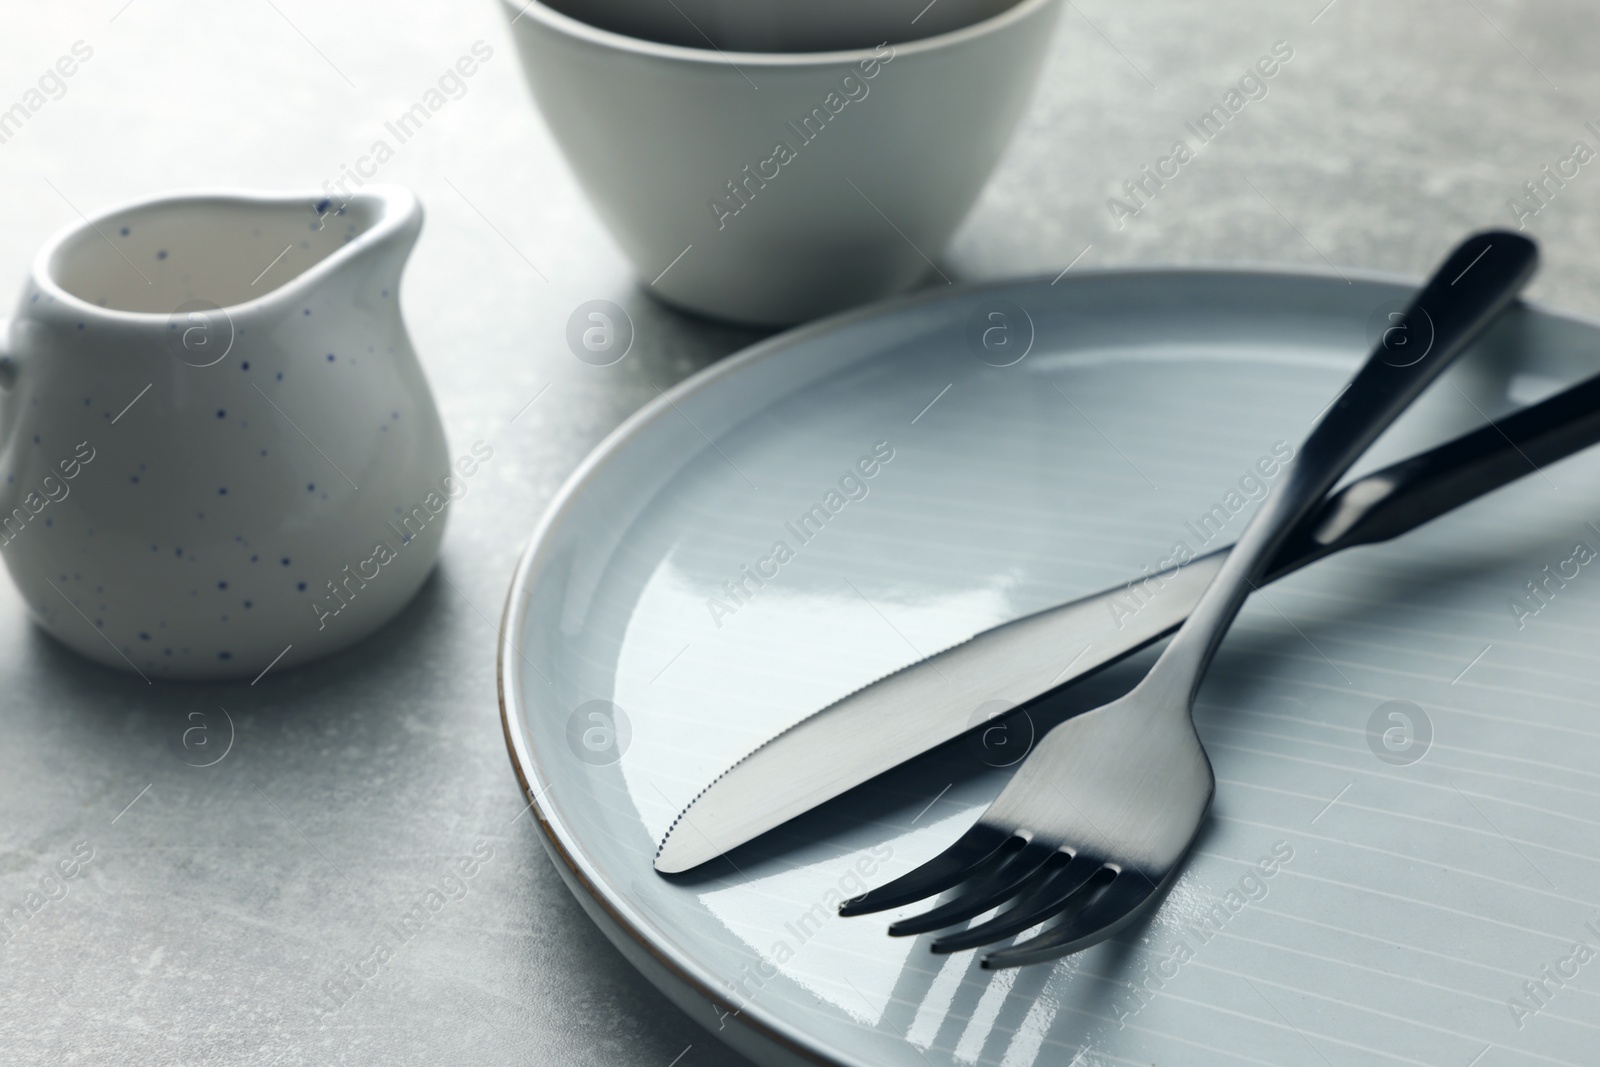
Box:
(0, 0), (1594, 1063)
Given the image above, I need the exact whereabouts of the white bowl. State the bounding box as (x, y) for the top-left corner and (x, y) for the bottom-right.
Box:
(501, 0), (1062, 326)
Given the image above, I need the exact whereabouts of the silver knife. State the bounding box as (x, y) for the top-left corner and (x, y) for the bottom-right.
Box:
(655, 368), (1600, 873)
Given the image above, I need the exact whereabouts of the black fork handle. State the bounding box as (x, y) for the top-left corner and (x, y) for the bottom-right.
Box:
(1148, 232), (1541, 702)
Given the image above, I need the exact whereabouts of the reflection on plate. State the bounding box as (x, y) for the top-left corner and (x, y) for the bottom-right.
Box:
(501, 269), (1600, 1067)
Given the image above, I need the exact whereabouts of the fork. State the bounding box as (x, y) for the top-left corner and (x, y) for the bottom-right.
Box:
(839, 231), (1539, 968)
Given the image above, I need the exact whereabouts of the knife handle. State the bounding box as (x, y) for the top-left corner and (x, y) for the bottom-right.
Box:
(1265, 368), (1600, 583)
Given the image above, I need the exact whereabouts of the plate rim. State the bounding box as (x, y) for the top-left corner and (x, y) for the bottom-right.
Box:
(496, 262), (1597, 1067)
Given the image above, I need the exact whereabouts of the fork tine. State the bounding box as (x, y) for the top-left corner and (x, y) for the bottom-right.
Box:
(838, 824), (1014, 917)
(979, 867), (1162, 969)
(929, 852), (1108, 953)
(887, 839), (1059, 936)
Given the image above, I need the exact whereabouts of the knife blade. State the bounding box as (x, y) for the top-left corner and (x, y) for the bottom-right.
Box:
(655, 367), (1600, 874)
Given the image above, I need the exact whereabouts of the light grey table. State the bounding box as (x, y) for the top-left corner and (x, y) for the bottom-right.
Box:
(2, 1), (1595, 1063)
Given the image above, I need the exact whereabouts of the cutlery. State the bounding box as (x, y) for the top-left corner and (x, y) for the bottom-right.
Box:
(828, 231), (1538, 966)
(653, 290), (1600, 880)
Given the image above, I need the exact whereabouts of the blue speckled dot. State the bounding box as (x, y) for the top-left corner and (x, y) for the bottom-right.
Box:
(156, 250), (168, 260)
(130, 476), (139, 484)
(241, 361), (250, 370)
(120, 226), (130, 237)
(307, 483), (314, 492)
(281, 557), (290, 566)
(260, 449), (267, 457)
(32, 434), (40, 444)
(76, 323), (85, 331)
(218, 651), (231, 660)
(296, 582), (307, 591)
(303, 308), (311, 316)
(275, 372), (283, 381)
(250, 554), (259, 562)
(139, 632), (150, 640)
(326, 353), (335, 362)
(175, 547), (183, 557)
(218, 581), (227, 589)
(217, 409), (226, 418)
(244, 600), (252, 609)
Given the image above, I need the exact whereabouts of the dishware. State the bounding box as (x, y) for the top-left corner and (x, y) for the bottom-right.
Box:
(837, 232), (1540, 967)
(0, 185), (451, 680)
(499, 264), (1600, 1067)
(499, 0), (1061, 325)
(654, 357), (1600, 875)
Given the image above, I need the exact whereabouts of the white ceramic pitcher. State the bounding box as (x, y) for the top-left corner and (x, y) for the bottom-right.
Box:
(0, 186), (451, 680)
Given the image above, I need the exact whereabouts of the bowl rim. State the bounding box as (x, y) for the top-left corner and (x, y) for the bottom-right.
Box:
(498, 0), (1060, 67)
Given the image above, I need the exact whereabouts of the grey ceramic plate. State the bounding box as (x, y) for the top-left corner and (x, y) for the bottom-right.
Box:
(499, 269), (1600, 1067)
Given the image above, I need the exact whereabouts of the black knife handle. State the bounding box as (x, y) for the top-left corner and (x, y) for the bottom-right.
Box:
(1265, 368), (1600, 583)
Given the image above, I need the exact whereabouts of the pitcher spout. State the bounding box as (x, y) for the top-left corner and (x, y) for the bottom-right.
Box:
(298, 185), (423, 314)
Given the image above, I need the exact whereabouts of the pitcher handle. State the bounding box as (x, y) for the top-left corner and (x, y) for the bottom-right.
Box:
(0, 316), (26, 462)
(0, 318), (13, 390)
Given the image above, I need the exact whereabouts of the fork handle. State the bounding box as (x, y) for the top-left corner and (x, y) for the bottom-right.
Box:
(1145, 232), (1540, 706)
